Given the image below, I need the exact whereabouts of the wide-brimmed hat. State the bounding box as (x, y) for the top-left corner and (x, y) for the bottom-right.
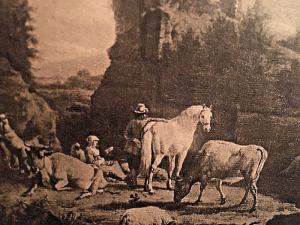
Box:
(0, 114), (7, 120)
(133, 103), (149, 114)
(86, 135), (99, 144)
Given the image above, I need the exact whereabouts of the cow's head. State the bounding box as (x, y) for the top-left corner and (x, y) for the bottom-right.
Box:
(173, 177), (192, 203)
(25, 142), (53, 171)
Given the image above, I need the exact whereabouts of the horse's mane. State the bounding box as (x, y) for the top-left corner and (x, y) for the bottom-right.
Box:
(171, 105), (204, 125)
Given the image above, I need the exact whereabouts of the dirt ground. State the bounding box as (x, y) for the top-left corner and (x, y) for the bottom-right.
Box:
(0, 174), (299, 225)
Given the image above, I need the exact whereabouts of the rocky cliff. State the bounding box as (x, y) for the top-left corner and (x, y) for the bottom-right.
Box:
(0, 58), (60, 148)
(0, 0), (60, 148)
(91, 0), (299, 162)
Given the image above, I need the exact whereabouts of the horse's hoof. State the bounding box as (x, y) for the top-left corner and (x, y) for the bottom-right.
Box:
(167, 185), (174, 191)
(220, 198), (226, 205)
(193, 200), (202, 205)
(238, 200), (246, 207)
(249, 206), (257, 213)
(148, 190), (155, 195)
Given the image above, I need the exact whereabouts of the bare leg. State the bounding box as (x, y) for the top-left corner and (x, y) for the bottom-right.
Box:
(167, 156), (176, 190)
(249, 183), (258, 212)
(148, 154), (164, 194)
(12, 154), (20, 169)
(215, 179), (226, 205)
(194, 176), (208, 204)
(0, 142), (12, 168)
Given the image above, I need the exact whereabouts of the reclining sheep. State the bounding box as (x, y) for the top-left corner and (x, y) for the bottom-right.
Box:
(119, 206), (176, 225)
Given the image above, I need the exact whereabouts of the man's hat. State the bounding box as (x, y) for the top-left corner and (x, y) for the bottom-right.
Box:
(86, 135), (99, 144)
(133, 103), (149, 114)
(74, 142), (81, 148)
(0, 114), (7, 120)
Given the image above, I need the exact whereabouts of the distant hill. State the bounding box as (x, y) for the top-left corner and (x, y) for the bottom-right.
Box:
(32, 55), (107, 82)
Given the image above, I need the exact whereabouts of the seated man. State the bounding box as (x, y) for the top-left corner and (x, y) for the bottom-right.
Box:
(86, 135), (106, 166)
(85, 135), (126, 181)
(70, 142), (86, 163)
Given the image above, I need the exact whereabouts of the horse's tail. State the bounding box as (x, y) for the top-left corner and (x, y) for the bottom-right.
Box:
(139, 129), (153, 177)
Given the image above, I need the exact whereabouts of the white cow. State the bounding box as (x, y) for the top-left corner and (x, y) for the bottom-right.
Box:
(174, 140), (268, 212)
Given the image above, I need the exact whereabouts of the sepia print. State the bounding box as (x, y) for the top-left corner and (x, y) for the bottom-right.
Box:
(0, 0), (300, 224)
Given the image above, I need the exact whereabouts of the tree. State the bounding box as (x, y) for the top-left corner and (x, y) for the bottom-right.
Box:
(0, 0), (37, 83)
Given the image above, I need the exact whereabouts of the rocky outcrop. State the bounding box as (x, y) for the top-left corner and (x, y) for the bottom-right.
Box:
(91, 0), (252, 146)
(91, 0), (299, 169)
(0, 57), (60, 148)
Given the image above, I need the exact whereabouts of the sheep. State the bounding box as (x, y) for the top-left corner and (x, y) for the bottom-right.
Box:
(119, 206), (176, 225)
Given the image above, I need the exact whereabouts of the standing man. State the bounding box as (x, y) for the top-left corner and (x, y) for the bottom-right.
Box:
(124, 103), (168, 188)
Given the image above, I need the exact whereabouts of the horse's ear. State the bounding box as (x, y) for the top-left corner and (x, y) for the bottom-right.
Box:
(209, 105), (213, 110)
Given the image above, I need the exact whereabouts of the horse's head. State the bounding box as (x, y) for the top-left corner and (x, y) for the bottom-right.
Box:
(199, 105), (212, 132)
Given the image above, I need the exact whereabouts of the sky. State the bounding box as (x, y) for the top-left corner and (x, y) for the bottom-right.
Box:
(29, 0), (116, 78)
(28, 0), (300, 79)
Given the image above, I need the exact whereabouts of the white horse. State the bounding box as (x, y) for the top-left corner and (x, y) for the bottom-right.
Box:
(139, 105), (213, 194)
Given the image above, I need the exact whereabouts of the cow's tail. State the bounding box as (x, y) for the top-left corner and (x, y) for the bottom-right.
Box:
(253, 147), (268, 182)
(138, 129), (153, 177)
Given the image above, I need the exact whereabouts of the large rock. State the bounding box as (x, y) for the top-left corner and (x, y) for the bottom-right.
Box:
(0, 57), (60, 148)
(91, 0), (255, 148)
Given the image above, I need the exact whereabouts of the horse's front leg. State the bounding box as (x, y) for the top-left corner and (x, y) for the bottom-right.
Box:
(143, 178), (148, 192)
(167, 155), (176, 190)
(148, 154), (164, 194)
(175, 150), (188, 178)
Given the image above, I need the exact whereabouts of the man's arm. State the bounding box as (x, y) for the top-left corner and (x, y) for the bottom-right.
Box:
(124, 121), (133, 140)
(145, 117), (169, 123)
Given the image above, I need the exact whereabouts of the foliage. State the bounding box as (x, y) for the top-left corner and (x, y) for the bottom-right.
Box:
(64, 69), (100, 90)
(160, 2), (299, 114)
(279, 29), (300, 53)
(0, 0), (37, 83)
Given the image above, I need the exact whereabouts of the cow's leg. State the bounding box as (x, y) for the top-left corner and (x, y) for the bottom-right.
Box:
(167, 155), (176, 190)
(249, 183), (258, 212)
(239, 179), (251, 206)
(54, 173), (71, 191)
(175, 150), (188, 178)
(215, 179), (226, 205)
(55, 180), (71, 191)
(148, 154), (164, 194)
(194, 176), (208, 204)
